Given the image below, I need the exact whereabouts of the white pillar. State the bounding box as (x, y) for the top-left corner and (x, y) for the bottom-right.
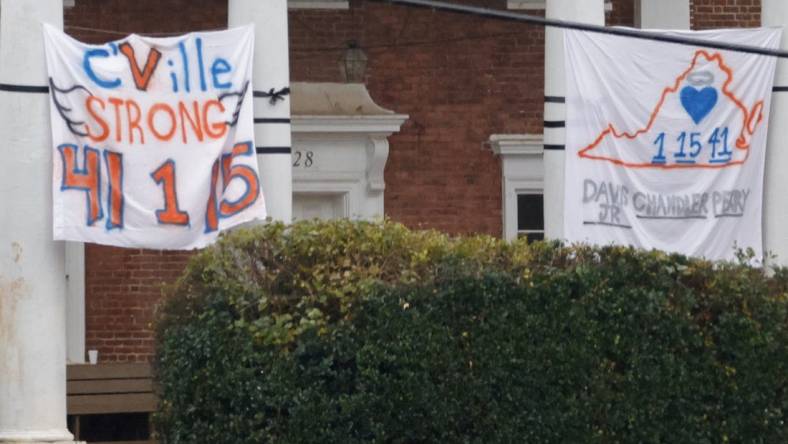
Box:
(636, 0), (690, 29)
(228, 0), (293, 223)
(65, 242), (85, 364)
(0, 0), (76, 443)
(543, 0), (605, 239)
(763, 1), (788, 265)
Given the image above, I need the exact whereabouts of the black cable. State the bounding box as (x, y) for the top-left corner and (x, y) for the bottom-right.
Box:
(370, 0), (788, 59)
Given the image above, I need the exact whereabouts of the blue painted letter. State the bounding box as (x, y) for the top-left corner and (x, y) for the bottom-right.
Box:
(83, 48), (121, 89)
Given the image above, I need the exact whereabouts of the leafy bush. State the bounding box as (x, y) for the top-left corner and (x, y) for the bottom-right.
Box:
(154, 220), (788, 443)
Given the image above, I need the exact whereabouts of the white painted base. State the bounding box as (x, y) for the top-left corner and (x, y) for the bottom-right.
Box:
(0, 428), (75, 442)
(0, 442), (83, 444)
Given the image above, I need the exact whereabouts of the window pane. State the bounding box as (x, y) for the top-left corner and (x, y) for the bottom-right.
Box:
(517, 194), (544, 231)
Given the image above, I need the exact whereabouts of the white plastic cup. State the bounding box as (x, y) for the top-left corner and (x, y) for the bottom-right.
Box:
(88, 349), (98, 365)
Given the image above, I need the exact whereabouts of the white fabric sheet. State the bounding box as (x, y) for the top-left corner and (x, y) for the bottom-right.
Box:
(44, 25), (265, 249)
(564, 27), (781, 261)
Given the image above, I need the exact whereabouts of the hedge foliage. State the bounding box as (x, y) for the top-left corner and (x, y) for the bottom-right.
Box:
(154, 220), (788, 443)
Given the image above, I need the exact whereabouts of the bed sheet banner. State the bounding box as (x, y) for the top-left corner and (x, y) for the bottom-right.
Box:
(44, 25), (265, 249)
(564, 28), (781, 261)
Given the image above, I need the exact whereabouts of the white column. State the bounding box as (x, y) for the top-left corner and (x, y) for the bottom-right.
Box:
(763, 1), (788, 265)
(228, 0), (293, 223)
(65, 242), (85, 364)
(636, 0), (690, 29)
(543, 0), (605, 239)
(0, 0), (76, 443)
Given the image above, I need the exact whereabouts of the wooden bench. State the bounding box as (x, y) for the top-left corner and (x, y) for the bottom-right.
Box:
(67, 363), (157, 444)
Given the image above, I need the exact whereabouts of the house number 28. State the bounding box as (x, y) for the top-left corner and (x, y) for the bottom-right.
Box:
(292, 150), (314, 168)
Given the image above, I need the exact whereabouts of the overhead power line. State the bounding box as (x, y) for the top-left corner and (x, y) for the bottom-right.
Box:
(370, 0), (788, 59)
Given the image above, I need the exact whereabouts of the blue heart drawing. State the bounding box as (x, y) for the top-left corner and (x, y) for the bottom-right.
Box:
(680, 86), (718, 124)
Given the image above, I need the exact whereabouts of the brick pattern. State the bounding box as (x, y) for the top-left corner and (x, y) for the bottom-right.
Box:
(608, 0), (636, 27)
(67, 0), (759, 362)
(85, 246), (192, 362)
(691, 0), (761, 29)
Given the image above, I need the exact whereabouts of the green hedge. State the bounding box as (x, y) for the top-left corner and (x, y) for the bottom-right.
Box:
(154, 220), (788, 443)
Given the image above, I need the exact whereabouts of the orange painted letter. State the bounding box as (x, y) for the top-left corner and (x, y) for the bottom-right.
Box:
(119, 42), (162, 91)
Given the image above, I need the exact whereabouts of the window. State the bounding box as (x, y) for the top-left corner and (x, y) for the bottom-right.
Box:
(517, 193), (544, 242)
(489, 134), (544, 241)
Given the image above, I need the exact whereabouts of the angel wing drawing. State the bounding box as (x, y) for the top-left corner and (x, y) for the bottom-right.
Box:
(218, 80), (250, 127)
(49, 77), (95, 137)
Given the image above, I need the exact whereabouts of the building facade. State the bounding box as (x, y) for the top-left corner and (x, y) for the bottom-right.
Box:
(59, 0), (764, 363)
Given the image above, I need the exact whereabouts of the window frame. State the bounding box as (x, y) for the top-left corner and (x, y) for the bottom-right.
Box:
(489, 134), (544, 241)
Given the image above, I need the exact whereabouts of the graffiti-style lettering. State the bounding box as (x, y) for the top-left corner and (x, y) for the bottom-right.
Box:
(83, 48), (121, 89)
(148, 103), (177, 141)
(119, 42), (162, 91)
(126, 100), (145, 144)
(108, 97), (124, 143)
(178, 101), (204, 143)
(204, 159), (220, 233)
(220, 141), (260, 217)
(85, 96), (110, 142)
(202, 100), (228, 138)
(151, 160), (190, 226)
(104, 150), (124, 230)
(83, 96), (227, 145)
(47, 26), (266, 247)
(211, 58), (232, 89)
(196, 38), (207, 92)
(59, 144), (103, 226)
(178, 41), (191, 93)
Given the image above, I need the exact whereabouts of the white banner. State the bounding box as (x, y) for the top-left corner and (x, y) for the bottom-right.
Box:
(564, 28), (781, 261)
(44, 25), (265, 249)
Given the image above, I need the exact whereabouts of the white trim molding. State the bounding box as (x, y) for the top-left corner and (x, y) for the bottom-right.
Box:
(490, 134), (544, 241)
(292, 115), (409, 134)
(292, 113), (408, 221)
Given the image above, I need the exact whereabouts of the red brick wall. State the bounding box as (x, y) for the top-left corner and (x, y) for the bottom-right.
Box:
(608, 0), (636, 27)
(68, 0), (760, 362)
(691, 0), (761, 29)
(84, 247), (191, 362)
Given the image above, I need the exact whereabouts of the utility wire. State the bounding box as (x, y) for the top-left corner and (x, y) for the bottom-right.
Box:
(369, 0), (788, 59)
(64, 25), (228, 37)
(66, 1), (788, 59)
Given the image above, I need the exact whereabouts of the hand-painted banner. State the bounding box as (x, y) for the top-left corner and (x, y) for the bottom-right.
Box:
(564, 28), (781, 261)
(44, 25), (264, 249)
